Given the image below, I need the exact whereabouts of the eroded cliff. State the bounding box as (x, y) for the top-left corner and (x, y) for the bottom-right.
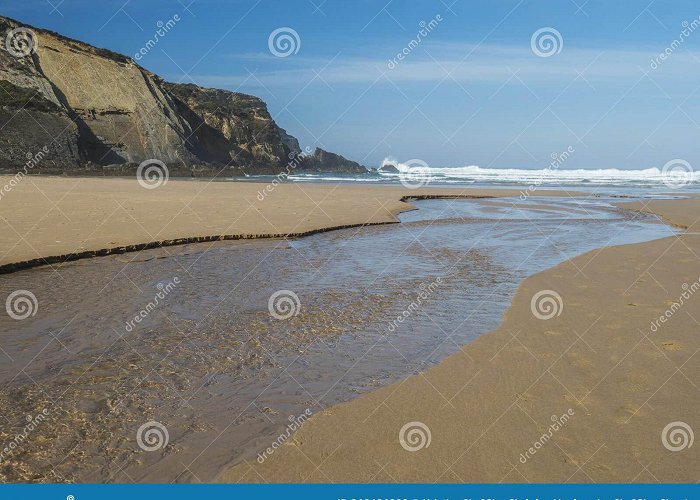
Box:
(0, 16), (367, 175)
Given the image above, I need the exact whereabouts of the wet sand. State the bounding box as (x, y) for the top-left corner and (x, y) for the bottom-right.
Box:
(221, 199), (700, 483)
(0, 176), (576, 272)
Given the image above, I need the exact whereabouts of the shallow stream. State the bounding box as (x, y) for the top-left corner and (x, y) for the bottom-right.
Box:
(0, 196), (675, 482)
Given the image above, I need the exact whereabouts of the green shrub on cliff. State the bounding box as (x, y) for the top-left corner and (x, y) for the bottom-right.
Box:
(0, 80), (61, 113)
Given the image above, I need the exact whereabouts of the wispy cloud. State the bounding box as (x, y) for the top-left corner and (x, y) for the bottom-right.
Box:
(188, 41), (700, 89)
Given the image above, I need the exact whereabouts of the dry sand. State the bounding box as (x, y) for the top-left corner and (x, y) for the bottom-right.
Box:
(220, 199), (700, 483)
(0, 176), (575, 272)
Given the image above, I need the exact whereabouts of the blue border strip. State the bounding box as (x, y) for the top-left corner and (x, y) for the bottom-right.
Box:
(0, 484), (697, 500)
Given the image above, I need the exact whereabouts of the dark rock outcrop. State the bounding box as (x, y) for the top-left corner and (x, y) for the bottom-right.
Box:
(379, 162), (400, 173)
(300, 148), (367, 173)
(0, 15), (366, 175)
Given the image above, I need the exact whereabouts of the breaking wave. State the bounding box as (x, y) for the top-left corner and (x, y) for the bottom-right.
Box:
(372, 160), (700, 187)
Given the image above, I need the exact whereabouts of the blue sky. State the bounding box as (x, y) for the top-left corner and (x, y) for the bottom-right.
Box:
(4, 0), (700, 169)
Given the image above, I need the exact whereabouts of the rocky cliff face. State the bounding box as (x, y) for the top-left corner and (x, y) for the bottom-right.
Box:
(0, 16), (367, 175)
(302, 148), (368, 173)
(163, 82), (299, 170)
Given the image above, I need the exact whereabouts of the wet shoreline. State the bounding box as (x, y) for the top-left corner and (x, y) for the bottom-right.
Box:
(0, 193), (504, 275)
(0, 197), (676, 482)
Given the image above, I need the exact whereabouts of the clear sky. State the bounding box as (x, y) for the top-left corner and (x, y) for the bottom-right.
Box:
(4, 0), (700, 169)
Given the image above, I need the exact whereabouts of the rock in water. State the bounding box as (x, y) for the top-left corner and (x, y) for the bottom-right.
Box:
(379, 163), (400, 173)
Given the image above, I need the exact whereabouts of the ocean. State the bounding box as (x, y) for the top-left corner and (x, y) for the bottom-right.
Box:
(253, 164), (700, 196)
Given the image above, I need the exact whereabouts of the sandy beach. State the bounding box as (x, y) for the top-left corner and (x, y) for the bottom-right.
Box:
(0, 176), (588, 272)
(0, 176), (577, 273)
(217, 197), (700, 483)
(3, 2), (700, 495)
(0, 178), (697, 483)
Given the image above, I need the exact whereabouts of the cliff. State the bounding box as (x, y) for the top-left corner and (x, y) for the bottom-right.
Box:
(302, 148), (368, 173)
(0, 16), (367, 175)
